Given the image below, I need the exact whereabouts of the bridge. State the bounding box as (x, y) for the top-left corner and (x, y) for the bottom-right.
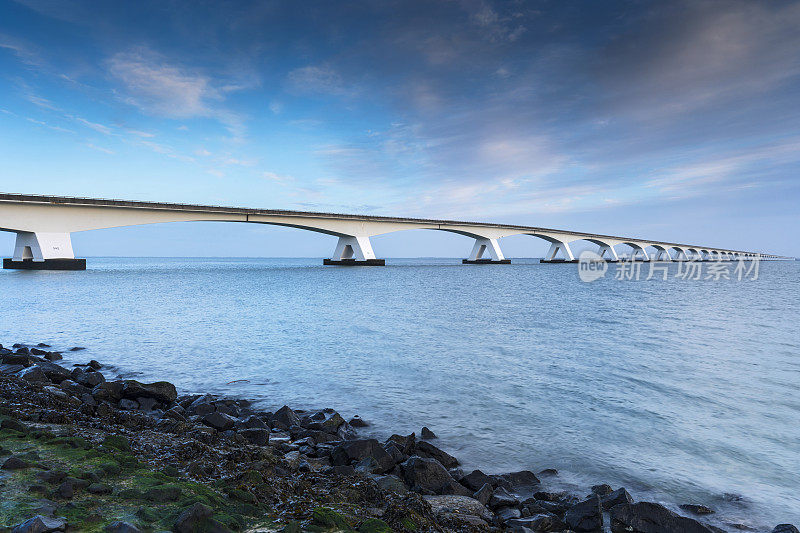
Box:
(0, 193), (788, 270)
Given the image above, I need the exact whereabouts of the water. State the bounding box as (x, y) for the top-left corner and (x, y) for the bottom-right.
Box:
(1, 257), (798, 529)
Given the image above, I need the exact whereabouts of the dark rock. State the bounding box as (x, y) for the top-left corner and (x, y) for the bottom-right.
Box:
(496, 506), (522, 521)
(30, 348), (48, 356)
(21, 366), (49, 383)
(1, 418), (27, 432)
(238, 414), (267, 430)
(773, 526), (799, 533)
(0, 363), (25, 374)
(89, 483), (113, 494)
(386, 433), (416, 455)
(461, 469), (496, 491)
(76, 370), (105, 388)
(118, 399), (138, 410)
(611, 502), (718, 533)
(474, 483), (493, 505)
(400, 456), (454, 494)
(489, 486), (519, 510)
(442, 479), (473, 497)
(135, 397), (158, 411)
(421, 426), (437, 439)
(102, 435), (131, 452)
(55, 481), (74, 499)
(144, 484), (182, 502)
(201, 410), (237, 432)
(507, 513), (566, 531)
(502, 470), (540, 491)
(239, 428), (269, 445)
(383, 443), (407, 465)
(416, 440), (459, 469)
(2, 456), (31, 470)
(88, 360), (102, 369)
(602, 487), (633, 510)
(591, 483), (613, 496)
(36, 470), (67, 484)
(103, 522), (141, 533)
(10, 515), (66, 533)
(122, 380), (177, 403)
(59, 380), (88, 396)
(272, 405), (300, 429)
(324, 465), (357, 476)
(680, 504), (715, 515)
(308, 411), (345, 433)
(1, 352), (35, 365)
(331, 439), (395, 474)
(376, 474), (408, 494)
(349, 415), (369, 427)
(163, 406), (187, 422)
(44, 352), (62, 361)
(565, 495), (603, 532)
(15, 346), (30, 354)
(174, 503), (232, 533)
(69, 346), (85, 351)
(36, 343), (51, 347)
(533, 491), (566, 502)
(92, 381), (124, 401)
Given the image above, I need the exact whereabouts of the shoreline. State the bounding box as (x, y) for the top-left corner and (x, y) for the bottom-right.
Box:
(1, 341), (796, 533)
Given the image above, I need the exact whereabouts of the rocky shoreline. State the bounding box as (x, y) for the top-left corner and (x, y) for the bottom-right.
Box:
(0, 341), (796, 533)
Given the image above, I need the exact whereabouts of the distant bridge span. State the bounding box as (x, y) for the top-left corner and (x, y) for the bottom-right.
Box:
(0, 193), (788, 269)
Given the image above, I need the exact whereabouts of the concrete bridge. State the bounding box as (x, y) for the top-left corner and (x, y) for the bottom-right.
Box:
(0, 193), (788, 269)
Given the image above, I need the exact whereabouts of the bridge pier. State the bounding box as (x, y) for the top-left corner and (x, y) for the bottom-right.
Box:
(539, 240), (576, 263)
(597, 243), (619, 261)
(323, 235), (385, 266)
(3, 231), (85, 270)
(653, 246), (672, 261)
(462, 237), (510, 264)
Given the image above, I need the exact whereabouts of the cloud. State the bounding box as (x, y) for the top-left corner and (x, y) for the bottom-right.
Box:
(85, 143), (114, 154)
(286, 65), (350, 95)
(73, 116), (112, 135)
(107, 47), (245, 137)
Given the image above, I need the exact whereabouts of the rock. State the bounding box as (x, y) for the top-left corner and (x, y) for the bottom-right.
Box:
(36, 470), (67, 484)
(1, 418), (27, 432)
(88, 483), (113, 494)
(76, 370), (106, 388)
(174, 502), (232, 533)
(88, 360), (102, 369)
(349, 415), (369, 427)
(565, 495), (603, 532)
(460, 469), (496, 491)
(2, 456), (31, 470)
(502, 470), (540, 491)
(400, 456), (454, 494)
(239, 428), (269, 445)
(121, 380), (177, 403)
(1, 352), (35, 365)
(69, 347), (85, 351)
(376, 474), (408, 494)
(92, 381), (124, 401)
(331, 439), (395, 474)
(773, 526), (799, 533)
(610, 502), (718, 533)
(144, 484), (182, 502)
(10, 515), (66, 533)
(118, 399), (138, 410)
(103, 522), (141, 533)
(325, 465), (356, 476)
(21, 366), (49, 383)
(591, 483), (613, 496)
(163, 406), (187, 421)
(421, 426), (437, 439)
(474, 483), (493, 505)
(272, 405), (300, 429)
(507, 513), (567, 531)
(102, 435), (131, 452)
(387, 433), (416, 455)
(496, 506), (522, 521)
(489, 486), (519, 510)
(30, 348), (48, 355)
(44, 352), (62, 361)
(680, 504), (715, 515)
(424, 494), (493, 523)
(135, 396), (158, 411)
(416, 440), (458, 469)
(308, 411), (345, 433)
(36, 343), (51, 347)
(601, 487), (633, 510)
(55, 481), (74, 499)
(238, 414), (267, 429)
(201, 411), (236, 431)
(33, 362), (71, 383)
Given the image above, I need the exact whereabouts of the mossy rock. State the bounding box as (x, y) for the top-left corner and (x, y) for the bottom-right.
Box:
(102, 435), (131, 452)
(162, 465), (180, 477)
(240, 470), (263, 485)
(226, 488), (256, 503)
(282, 521), (302, 533)
(400, 517), (417, 531)
(50, 436), (90, 449)
(358, 519), (391, 533)
(144, 483), (182, 502)
(117, 488), (144, 500)
(135, 505), (163, 523)
(96, 459), (122, 476)
(216, 512), (246, 531)
(311, 507), (351, 530)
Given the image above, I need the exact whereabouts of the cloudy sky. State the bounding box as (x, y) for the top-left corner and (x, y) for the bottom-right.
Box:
(1, 0), (798, 257)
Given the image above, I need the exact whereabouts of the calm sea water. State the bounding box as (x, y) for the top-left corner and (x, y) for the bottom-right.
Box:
(1, 257), (798, 529)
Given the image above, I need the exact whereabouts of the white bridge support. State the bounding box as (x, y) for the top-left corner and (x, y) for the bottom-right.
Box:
(465, 237), (506, 262)
(653, 246), (672, 261)
(0, 193), (787, 270)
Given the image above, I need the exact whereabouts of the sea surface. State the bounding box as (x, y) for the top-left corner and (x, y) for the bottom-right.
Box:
(2, 257), (798, 530)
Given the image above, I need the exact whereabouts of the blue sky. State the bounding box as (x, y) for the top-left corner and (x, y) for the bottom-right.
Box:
(1, 0), (799, 258)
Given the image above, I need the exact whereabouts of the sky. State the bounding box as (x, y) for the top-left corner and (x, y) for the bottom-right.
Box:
(0, 0), (798, 258)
